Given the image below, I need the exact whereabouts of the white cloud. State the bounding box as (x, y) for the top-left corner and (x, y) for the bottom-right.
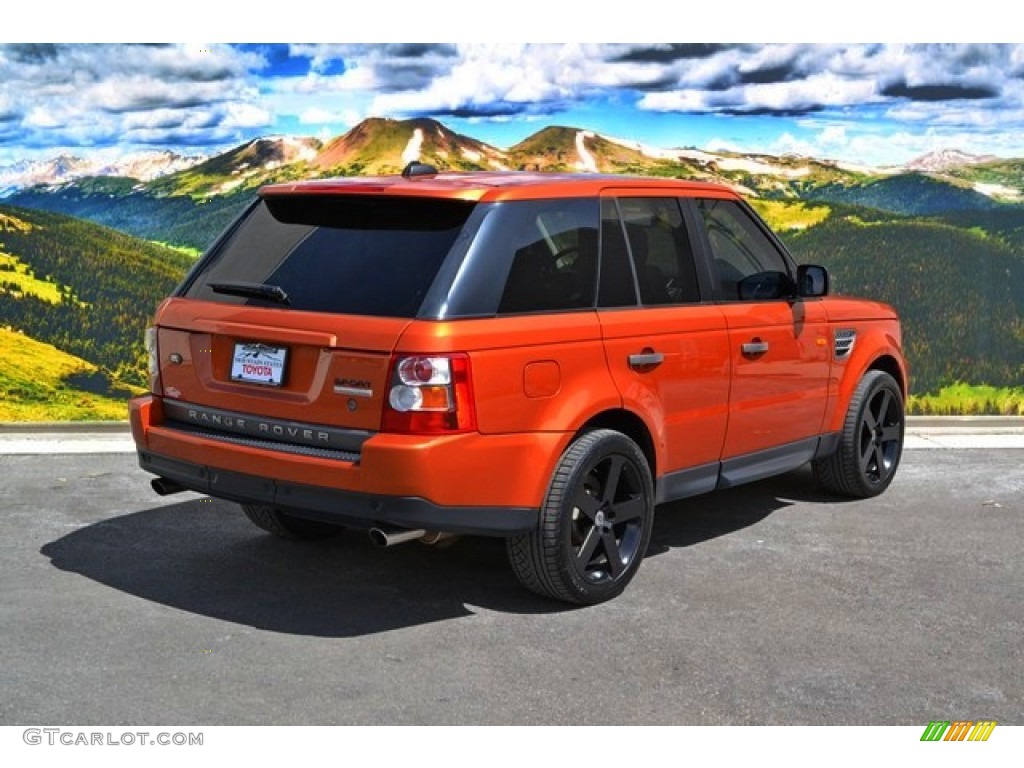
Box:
(23, 107), (62, 129)
(819, 125), (848, 147)
(222, 102), (272, 129)
(299, 107), (361, 126)
(5, 43), (1024, 167)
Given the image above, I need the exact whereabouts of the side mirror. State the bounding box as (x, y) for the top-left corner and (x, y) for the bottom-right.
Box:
(797, 264), (829, 298)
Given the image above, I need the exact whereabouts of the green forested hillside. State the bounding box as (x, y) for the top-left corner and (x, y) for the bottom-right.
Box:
(934, 208), (1024, 248)
(0, 205), (192, 387)
(0, 327), (140, 421)
(786, 215), (1024, 392)
(804, 174), (1002, 216)
(946, 158), (1024, 191)
(5, 185), (253, 251)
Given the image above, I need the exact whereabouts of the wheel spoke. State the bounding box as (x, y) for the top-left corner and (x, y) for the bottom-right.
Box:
(859, 439), (875, 475)
(601, 455), (626, 505)
(872, 444), (887, 478)
(862, 406), (878, 432)
(875, 390), (893, 422)
(612, 494), (646, 523)
(879, 424), (901, 443)
(575, 525), (602, 570)
(572, 486), (601, 521)
(602, 529), (625, 577)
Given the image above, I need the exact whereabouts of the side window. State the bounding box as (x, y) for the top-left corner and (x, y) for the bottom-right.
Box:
(616, 197), (700, 305)
(497, 201), (598, 314)
(697, 199), (792, 302)
(598, 199), (638, 307)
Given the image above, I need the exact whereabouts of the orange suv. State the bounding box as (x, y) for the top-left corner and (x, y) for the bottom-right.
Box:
(130, 165), (907, 604)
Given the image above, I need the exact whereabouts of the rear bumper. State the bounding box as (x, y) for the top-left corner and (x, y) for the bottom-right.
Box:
(137, 449), (537, 536)
(131, 395), (550, 536)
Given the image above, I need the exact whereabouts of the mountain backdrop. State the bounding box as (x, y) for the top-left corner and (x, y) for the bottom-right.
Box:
(1, 116), (1023, 419)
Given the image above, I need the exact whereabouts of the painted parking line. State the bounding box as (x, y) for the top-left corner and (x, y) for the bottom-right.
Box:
(0, 435), (137, 455)
(904, 434), (1024, 449)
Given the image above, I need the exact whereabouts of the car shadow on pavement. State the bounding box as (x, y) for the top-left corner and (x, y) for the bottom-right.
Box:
(40, 467), (852, 637)
(648, 465), (855, 553)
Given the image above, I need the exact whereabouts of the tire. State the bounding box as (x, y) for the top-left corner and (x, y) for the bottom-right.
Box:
(813, 370), (904, 498)
(241, 504), (343, 540)
(507, 429), (655, 605)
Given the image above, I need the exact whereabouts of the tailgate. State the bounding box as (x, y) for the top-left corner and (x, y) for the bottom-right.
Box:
(154, 298), (407, 431)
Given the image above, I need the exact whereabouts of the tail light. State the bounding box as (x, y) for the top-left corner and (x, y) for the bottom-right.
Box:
(382, 353), (476, 433)
(145, 327), (163, 396)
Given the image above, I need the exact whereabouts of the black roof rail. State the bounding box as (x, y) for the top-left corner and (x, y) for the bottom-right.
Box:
(401, 161), (439, 179)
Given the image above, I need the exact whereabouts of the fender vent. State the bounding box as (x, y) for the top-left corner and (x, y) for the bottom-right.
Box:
(834, 329), (856, 359)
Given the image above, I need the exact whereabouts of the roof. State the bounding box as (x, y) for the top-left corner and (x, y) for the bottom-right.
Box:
(259, 171), (739, 203)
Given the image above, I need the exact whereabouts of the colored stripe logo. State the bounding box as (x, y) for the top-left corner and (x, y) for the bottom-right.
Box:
(921, 721), (996, 741)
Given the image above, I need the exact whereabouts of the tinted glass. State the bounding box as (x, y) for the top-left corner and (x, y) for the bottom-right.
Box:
(496, 199), (598, 314)
(697, 199), (791, 302)
(598, 199), (638, 308)
(615, 197), (700, 305)
(184, 196), (474, 317)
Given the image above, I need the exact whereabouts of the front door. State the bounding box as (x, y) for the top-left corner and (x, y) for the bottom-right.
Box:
(692, 197), (830, 463)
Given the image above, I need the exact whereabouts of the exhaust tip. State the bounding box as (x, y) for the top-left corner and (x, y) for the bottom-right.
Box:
(368, 526), (427, 547)
(151, 477), (186, 496)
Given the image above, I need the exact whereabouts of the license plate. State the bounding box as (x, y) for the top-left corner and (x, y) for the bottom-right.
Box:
(231, 342), (287, 386)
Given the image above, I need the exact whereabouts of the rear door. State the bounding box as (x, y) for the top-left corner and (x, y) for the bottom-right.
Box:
(691, 197), (830, 462)
(596, 192), (730, 499)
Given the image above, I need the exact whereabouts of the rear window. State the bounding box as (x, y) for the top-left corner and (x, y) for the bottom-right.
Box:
(182, 195), (476, 317)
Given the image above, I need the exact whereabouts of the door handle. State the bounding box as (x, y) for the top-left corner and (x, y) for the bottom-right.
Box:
(741, 340), (769, 357)
(628, 351), (664, 369)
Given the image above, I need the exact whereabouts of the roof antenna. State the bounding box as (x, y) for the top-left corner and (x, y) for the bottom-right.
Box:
(402, 161), (438, 179)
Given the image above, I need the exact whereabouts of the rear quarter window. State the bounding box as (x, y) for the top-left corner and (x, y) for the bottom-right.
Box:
(182, 196), (475, 318)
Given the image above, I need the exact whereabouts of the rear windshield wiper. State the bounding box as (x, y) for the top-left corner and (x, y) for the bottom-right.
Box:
(209, 281), (290, 306)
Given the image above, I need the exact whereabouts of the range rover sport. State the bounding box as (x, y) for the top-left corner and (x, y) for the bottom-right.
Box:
(130, 166), (907, 605)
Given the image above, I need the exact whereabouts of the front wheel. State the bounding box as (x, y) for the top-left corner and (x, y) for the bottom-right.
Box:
(507, 429), (654, 605)
(813, 370), (904, 498)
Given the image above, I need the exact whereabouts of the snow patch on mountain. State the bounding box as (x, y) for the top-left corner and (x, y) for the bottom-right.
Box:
(973, 182), (1020, 200)
(713, 156), (810, 178)
(603, 134), (686, 161)
(0, 150), (207, 196)
(906, 149), (997, 172)
(575, 131), (598, 173)
(279, 136), (318, 164)
(402, 129), (425, 164)
(604, 134), (816, 177)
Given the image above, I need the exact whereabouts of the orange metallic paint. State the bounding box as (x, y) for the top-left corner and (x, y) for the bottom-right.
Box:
(719, 298), (832, 457)
(132, 395), (562, 509)
(598, 305), (732, 473)
(133, 174), (905, 525)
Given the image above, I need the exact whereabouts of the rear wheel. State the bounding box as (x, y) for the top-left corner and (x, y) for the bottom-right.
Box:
(507, 429), (654, 605)
(813, 370), (904, 498)
(241, 504), (343, 540)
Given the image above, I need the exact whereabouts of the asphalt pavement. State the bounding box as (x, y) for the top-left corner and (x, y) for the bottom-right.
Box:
(1, 422), (1021, 725)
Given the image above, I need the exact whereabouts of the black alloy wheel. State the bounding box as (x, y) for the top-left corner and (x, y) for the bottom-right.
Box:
(814, 370), (905, 497)
(508, 429), (655, 605)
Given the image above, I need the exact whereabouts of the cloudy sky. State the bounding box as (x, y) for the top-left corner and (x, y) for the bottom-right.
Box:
(2, 42), (1023, 167)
